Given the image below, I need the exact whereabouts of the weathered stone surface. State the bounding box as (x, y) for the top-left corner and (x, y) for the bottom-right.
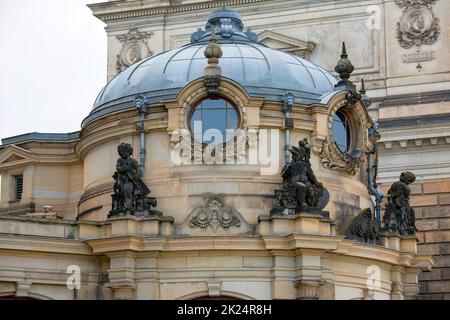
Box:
(436, 255), (450, 266)
(417, 243), (440, 255)
(423, 206), (450, 218)
(419, 268), (441, 281)
(424, 231), (450, 243)
(409, 183), (423, 195)
(416, 219), (439, 231)
(441, 268), (450, 280)
(439, 218), (450, 230)
(423, 180), (450, 194)
(440, 243), (450, 255)
(427, 280), (450, 294)
(438, 194), (450, 205)
(411, 195), (438, 207)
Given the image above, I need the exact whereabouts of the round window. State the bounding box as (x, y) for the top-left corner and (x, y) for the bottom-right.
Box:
(189, 98), (239, 144)
(332, 110), (351, 154)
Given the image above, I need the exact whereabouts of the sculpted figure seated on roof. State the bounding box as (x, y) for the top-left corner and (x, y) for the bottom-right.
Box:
(109, 143), (157, 217)
(272, 138), (329, 215)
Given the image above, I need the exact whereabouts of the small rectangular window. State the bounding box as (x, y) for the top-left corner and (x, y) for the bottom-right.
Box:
(13, 175), (23, 201)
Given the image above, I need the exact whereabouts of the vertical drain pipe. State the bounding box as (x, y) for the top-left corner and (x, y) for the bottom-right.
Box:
(367, 119), (383, 226)
(368, 149), (384, 225)
(361, 80), (384, 226)
(282, 93), (295, 165)
(135, 95), (148, 174)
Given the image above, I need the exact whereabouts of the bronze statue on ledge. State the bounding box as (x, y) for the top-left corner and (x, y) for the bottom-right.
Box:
(109, 143), (157, 217)
(272, 138), (329, 215)
(382, 171), (417, 235)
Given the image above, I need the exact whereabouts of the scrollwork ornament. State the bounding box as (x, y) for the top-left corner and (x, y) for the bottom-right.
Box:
(320, 138), (364, 175)
(396, 0), (440, 49)
(190, 194), (241, 232)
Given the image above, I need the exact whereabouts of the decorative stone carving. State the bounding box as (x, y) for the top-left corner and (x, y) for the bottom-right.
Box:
(281, 92), (295, 113)
(382, 172), (417, 235)
(109, 143), (157, 217)
(294, 280), (322, 300)
(189, 194), (241, 232)
(396, 0), (440, 49)
(272, 138), (329, 215)
(320, 139), (364, 175)
(343, 208), (379, 244)
(116, 28), (153, 73)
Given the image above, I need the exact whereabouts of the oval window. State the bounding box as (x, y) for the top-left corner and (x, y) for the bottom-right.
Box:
(189, 98), (239, 144)
(332, 110), (351, 154)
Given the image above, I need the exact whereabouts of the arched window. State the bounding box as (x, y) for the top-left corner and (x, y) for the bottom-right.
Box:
(332, 110), (351, 154)
(189, 98), (239, 144)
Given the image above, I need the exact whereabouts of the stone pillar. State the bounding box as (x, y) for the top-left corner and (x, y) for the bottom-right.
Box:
(402, 268), (421, 300)
(294, 250), (325, 300)
(271, 252), (296, 299)
(106, 251), (137, 300)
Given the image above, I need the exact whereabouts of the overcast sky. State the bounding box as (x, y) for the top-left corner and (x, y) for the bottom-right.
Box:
(0, 0), (106, 141)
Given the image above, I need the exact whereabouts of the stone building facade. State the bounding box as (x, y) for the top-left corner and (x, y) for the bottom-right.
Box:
(88, 0), (450, 300)
(0, 0), (447, 300)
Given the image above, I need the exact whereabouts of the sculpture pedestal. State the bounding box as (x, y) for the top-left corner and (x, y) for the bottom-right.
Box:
(379, 232), (418, 253)
(259, 211), (334, 236)
(108, 215), (175, 237)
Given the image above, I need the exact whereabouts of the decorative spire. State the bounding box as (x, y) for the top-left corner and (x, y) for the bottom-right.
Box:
(203, 33), (223, 96)
(359, 79), (371, 108)
(335, 42), (355, 82)
(203, 32), (223, 62)
(359, 79), (366, 95)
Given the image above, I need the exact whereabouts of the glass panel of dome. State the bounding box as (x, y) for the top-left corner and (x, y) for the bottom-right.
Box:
(290, 64), (316, 91)
(237, 45), (263, 59)
(164, 60), (190, 81)
(170, 46), (201, 60)
(308, 68), (335, 90)
(224, 44), (241, 58)
(298, 59), (320, 71)
(243, 59), (270, 83)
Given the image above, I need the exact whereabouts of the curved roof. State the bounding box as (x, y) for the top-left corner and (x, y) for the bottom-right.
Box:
(83, 6), (337, 126)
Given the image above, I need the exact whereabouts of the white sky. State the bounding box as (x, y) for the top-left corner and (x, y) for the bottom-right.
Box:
(0, 0), (107, 141)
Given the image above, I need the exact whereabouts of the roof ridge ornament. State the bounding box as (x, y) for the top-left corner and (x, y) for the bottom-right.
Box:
(190, 6), (258, 44)
(334, 42), (360, 107)
(203, 33), (223, 96)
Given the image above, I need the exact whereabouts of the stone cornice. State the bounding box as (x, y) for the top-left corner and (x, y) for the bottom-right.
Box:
(0, 144), (80, 170)
(0, 234), (92, 255)
(89, 0), (269, 22)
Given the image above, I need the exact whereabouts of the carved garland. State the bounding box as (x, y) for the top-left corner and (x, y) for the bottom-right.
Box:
(320, 97), (371, 175)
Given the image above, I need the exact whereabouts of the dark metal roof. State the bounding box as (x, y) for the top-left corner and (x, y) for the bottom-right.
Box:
(1, 132), (80, 146)
(83, 6), (337, 127)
